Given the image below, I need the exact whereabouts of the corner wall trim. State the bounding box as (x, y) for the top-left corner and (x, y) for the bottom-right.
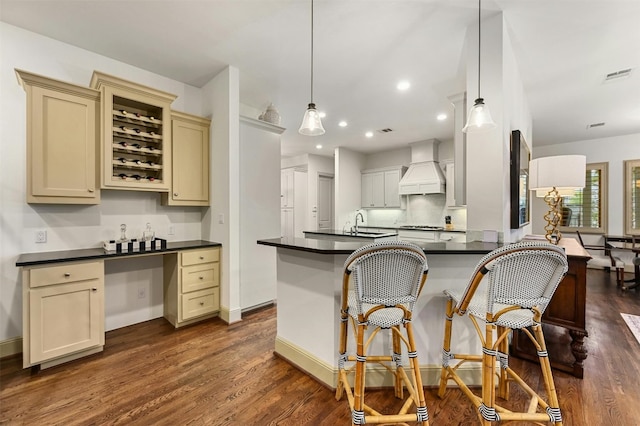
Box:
(219, 306), (243, 325)
(0, 337), (23, 358)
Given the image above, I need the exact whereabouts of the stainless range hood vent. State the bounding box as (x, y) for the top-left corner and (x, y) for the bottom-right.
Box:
(398, 139), (446, 195)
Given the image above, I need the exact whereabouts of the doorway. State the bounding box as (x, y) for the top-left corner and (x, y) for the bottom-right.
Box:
(317, 174), (334, 230)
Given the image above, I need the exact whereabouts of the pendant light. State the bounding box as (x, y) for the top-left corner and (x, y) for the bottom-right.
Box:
(462, 0), (496, 133)
(299, 0), (325, 136)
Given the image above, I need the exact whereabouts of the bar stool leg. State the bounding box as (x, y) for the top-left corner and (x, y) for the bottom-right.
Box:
(497, 325), (510, 400)
(480, 321), (497, 426)
(392, 325), (403, 399)
(405, 321), (429, 424)
(352, 322), (367, 426)
(533, 323), (563, 426)
(438, 297), (454, 398)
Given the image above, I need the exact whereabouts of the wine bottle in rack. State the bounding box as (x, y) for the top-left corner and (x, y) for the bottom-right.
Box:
(118, 141), (128, 147)
(118, 157), (127, 163)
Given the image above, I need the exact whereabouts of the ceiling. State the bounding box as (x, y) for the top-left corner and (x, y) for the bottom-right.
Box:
(1, 0), (639, 158)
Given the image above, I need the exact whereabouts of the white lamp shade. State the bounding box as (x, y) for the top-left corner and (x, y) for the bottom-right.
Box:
(529, 155), (586, 191)
(462, 98), (496, 133)
(298, 103), (325, 136)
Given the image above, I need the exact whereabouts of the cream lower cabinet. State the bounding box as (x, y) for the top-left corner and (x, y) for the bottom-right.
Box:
(22, 260), (105, 369)
(163, 247), (220, 327)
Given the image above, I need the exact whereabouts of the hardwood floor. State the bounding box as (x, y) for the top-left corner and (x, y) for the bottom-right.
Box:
(2, 269), (639, 425)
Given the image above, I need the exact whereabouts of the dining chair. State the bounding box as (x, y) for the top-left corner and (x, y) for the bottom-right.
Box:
(575, 230), (625, 287)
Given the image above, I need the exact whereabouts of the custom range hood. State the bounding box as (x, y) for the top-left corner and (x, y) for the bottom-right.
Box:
(398, 139), (446, 195)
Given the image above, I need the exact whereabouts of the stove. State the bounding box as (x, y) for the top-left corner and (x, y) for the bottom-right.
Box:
(399, 225), (444, 230)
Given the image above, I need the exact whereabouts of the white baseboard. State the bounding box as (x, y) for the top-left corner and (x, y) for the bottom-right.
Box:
(0, 337), (23, 358)
(219, 306), (243, 324)
(274, 336), (482, 389)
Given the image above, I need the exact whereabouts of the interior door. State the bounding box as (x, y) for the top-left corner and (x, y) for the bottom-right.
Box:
(317, 175), (334, 230)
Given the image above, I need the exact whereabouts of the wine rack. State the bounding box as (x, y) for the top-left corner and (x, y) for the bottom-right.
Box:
(90, 71), (176, 192)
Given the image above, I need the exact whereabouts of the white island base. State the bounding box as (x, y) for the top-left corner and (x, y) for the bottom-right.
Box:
(272, 245), (490, 389)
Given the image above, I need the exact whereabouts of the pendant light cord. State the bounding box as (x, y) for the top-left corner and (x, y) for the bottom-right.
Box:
(477, 0), (481, 100)
(310, 0), (315, 103)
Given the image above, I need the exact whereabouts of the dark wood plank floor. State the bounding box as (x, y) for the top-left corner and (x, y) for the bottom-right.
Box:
(2, 269), (639, 425)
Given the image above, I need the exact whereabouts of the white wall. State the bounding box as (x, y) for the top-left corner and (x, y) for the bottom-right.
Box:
(0, 23), (209, 341)
(465, 14), (533, 243)
(201, 66), (242, 324)
(238, 118), (281, 310)
(335, 148), (367, 229)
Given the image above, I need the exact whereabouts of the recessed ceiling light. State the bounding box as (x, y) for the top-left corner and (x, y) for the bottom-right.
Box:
(338, 121), (348, 127)
(397, 81), (411, 91)
(319, 111), (326, 118)
(316, 144), (323, 149)
(437, 113), (447, 121)
(365, 131), (374, 138)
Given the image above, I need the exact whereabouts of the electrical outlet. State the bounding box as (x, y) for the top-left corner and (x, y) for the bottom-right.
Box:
(35, 230), (47, 243)
(137, 287), (146, 299)
(168, 225), (175, 235)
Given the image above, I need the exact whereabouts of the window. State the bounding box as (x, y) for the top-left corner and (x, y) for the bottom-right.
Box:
(560, 162), (608, 234)
(624, 159), (640, 235)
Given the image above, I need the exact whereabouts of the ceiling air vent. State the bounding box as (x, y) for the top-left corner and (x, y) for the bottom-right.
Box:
(587, 122), (605, 129)
(604, 68), (632, 82)
(377, 128), (393, 133)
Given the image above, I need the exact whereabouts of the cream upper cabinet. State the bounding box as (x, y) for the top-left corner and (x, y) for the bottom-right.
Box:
(90, 71), (176, 192)
(162, 111), (211, 206)
(22, 260), (105, 368)
(361, 167), (406, 208)
(16, 69), (100, 204)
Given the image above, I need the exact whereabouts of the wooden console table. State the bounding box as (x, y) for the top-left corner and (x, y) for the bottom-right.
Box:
(511, 237), (591, 378)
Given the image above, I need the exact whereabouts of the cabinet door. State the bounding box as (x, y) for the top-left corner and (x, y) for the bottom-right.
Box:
(165, 112), (210, 206)
(24, 82), (100, 204)
(384, 169), (401, 207)
(281, 169), (294, 208)
(362, 172), (385, 208)
(281, 208), (294, 238)
(29, 280), (104, 364)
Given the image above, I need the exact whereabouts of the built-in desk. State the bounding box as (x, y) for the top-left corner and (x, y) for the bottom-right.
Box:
(16, 240), (221, 370)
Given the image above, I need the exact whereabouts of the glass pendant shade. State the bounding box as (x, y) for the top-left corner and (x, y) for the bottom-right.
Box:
(299, 103), (325, 136)
(462, 98), (496, 133)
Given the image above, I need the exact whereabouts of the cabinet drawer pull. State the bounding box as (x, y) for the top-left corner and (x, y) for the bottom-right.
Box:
(88, 189), (95, 193)
(199, 256), (204, 260)
(199, 276), (204, 280)
(92, 288), (98, 292)
(199, 301), (204, 306)
(64, 273), (71, 277)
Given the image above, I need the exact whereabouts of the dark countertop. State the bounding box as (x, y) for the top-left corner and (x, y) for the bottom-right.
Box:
(16, 240), (222, 267)
(257, 237), (501, 255)
(303, 229), (398, 238)
(362, 225), (467, 234)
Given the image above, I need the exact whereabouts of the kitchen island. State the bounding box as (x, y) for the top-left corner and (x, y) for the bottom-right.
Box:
(257, 237), (501, 388)
(258, 236), (590, 386)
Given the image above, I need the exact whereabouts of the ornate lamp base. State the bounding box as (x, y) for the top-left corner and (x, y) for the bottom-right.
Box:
(543, 187), (563, 244)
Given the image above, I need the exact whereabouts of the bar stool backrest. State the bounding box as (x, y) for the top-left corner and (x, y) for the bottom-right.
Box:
(457, 241), (568, 315)
(344, 241), (428, 313)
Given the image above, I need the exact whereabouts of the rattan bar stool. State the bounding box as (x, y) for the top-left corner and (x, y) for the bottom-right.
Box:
(437, 241), (568, 425)
(335, 241), (430, 426)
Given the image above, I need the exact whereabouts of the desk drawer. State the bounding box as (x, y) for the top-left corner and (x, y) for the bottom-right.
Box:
(181, 248), (219, 266)
(29, 261), (103, 288)
(181, 263), (219, 293)
(181, 287), (219, 320)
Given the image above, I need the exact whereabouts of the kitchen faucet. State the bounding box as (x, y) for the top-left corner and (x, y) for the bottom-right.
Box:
(354, 211), (364, 234)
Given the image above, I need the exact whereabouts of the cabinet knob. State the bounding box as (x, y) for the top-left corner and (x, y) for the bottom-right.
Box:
(199, 276), (204, 280)
(199, 256), (204, 260)
(174, 193), (178, 196)
(199, 301), (204, 306)
(92, 288), (98, 292)
(64, 273), (71, 277)
(88, 189), (94, 193)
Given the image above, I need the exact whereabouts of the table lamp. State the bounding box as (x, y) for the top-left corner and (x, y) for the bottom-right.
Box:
(529, 155), (586, 244)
